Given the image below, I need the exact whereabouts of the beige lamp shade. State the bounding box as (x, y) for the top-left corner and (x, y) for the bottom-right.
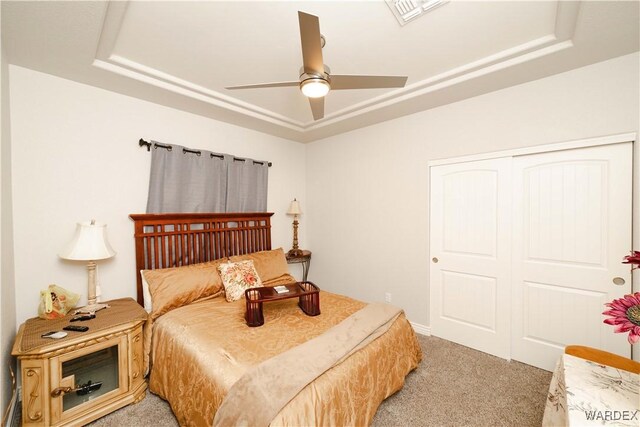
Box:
(59, 220), (116, 261)
(287, 199), (302, 216)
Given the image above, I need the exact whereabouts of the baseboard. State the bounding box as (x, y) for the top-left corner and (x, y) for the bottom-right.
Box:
(410, 321), (431, 336)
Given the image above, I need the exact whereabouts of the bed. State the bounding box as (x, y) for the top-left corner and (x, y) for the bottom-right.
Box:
(130, 212), (422, 426)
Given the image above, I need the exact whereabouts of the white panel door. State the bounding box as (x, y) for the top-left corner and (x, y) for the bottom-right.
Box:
(430, 158), (512, 359)
(511, 143), (632, 370)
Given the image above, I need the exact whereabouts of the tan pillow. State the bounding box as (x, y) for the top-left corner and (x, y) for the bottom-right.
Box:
(143, 259), (226, 319)
(229, 248), (290, 284)
(218, 260), (263, 302)
(262, 274), (297, 287)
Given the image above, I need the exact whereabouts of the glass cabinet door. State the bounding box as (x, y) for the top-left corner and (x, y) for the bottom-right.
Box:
(61, 344), (119, 411)
(50, 335), (128, 423)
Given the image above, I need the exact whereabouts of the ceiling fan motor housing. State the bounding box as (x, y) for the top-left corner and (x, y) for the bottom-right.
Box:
(298, 65), (331, 80)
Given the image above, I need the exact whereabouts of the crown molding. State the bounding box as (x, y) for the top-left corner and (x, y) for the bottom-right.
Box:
(93, 1), (580, 135)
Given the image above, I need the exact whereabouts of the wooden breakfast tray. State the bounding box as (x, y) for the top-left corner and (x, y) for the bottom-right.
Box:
(244, 281), (320, 327)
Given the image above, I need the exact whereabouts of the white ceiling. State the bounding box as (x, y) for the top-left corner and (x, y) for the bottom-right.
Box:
(2, 1), (639, 142)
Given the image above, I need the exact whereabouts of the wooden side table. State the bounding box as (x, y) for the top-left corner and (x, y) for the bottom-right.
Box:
(285, 250), (312, 281)
(12, 298), (148, 426)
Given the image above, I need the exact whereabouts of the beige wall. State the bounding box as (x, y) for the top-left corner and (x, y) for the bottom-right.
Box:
(306, 53), (640, 331)
(1, 20), (17, 420)
(9, 66), (307, 325)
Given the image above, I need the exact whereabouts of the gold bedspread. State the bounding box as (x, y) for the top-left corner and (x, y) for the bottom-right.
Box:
(149, 291), (422, 426)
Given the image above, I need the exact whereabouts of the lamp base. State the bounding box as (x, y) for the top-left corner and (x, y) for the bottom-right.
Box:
(287, 248), (304, 258)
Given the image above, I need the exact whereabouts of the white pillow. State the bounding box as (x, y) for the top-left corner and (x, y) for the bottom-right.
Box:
(140, 270), (152, 313)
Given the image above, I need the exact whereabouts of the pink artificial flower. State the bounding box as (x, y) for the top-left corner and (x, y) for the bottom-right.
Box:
(622, 251), (640, 269)
(603, 292), (640, 344)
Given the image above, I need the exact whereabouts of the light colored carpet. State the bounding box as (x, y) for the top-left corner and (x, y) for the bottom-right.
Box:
(86, 335), (552, 426)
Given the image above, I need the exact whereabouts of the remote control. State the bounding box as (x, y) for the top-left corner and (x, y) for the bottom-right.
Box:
(70, 314), (95, 322)
(63, 325), (89, 332)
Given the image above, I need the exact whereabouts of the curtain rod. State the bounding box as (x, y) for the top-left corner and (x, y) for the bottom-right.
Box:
(138, 138), (272, 167)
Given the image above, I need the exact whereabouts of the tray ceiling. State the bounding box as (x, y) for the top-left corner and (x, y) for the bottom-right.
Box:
(2, 1), (639, 142)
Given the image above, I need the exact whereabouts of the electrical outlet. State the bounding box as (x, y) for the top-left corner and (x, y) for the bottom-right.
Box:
(384, 292), (392, 303)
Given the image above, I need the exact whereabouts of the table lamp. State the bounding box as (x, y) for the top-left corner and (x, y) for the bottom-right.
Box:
(287, 199), (303, 257)
(59, 220), (116, 311)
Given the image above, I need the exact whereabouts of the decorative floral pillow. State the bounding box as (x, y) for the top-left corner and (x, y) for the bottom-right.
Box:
(218, 260), (263, 302)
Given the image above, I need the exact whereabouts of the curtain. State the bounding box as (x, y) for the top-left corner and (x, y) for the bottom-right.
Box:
(226, 159), (268, 212)
(146, 142), (268, 213)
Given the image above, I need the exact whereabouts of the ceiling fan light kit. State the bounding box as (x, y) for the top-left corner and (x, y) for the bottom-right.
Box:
(225, 11), (408, 120)
(300, 78), (330, 98)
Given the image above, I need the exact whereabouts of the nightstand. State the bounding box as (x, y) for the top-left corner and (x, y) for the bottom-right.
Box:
(12, 298), (148, 426)
(285, 250), (312, 282)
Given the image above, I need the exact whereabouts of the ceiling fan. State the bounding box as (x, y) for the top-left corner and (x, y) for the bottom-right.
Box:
(225, 11), (408, 121)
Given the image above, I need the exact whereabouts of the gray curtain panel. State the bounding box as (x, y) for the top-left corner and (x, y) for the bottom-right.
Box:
(225, 159), (269, 212)
(146, 143), (228, 213)
(146, 142), (268, 213)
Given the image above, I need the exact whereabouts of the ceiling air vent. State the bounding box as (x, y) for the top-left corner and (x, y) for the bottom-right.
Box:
(386, 0), (449, 26)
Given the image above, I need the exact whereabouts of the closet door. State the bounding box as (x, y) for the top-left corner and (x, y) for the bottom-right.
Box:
(511, 143), (632, 370)
(430, 158), (512, 359)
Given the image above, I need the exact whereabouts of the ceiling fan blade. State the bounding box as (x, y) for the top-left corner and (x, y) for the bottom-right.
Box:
(298, 11), (325, 75)
(330, 75), (408, 90)
(226, 81), (300, 90)
(308, 97), (324, 120)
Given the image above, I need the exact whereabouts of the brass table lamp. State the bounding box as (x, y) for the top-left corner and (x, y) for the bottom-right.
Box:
(287, 199), (303, 257)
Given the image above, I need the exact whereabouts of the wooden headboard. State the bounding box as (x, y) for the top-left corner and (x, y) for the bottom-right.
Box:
(129, 212), (274, 305)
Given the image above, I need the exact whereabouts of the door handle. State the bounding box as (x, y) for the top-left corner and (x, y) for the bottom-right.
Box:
(612, 277), (626, 286)
(51, 380), (103, 397)
(432, 257), (439, 263)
